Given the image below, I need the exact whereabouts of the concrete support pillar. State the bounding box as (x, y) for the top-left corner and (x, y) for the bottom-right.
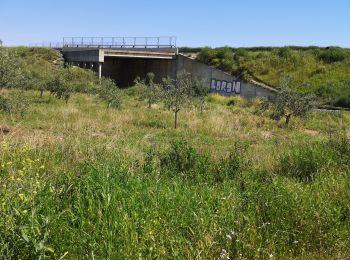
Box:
(98, 63), (102, 79)
(90, 63), (94, 70)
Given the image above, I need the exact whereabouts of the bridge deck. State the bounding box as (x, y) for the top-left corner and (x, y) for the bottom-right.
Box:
(62, 47), (177, 62)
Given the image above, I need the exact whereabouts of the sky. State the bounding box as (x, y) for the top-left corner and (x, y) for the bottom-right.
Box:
(0, 0), (349, 47)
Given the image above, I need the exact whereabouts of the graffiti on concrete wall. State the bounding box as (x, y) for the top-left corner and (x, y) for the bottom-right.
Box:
(210, 78), (241, 94)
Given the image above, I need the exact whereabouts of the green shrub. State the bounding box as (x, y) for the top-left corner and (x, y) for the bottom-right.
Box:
(318, 47), (347, 63)
(0, 90), (31, 117)
(214, 150), (243, 183)
(98, 78), (122, 109)
(277, 47), (292, 59)
(0, 95), (11, 113)
(227, 99), (235, 106)
(328, 132), (350, 165)
(136, 72), (161, 108)
(275, 143), (334, 182)
(0, 47), (22, 88)
(334, 95), (350, 108)
(48, 74), (72, 103)
(160, 140), (200, 174)
(159, 140), (247, 183)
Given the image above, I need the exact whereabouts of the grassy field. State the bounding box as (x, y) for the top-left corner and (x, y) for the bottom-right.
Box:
(1, 88), (350, 259)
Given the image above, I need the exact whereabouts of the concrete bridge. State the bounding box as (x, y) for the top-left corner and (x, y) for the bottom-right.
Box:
(62, 37), (277, 100)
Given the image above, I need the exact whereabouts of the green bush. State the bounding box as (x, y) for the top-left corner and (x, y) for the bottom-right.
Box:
(214, 151), (242, 183)
(275, 143), (334, 182)
(160, 140), (200, 174)
(98, 77), (122, 109)
(328, 132), (350, 165)
(158, 140), (247, 183)
(0, 90), (31, 117)
(48, 73), (72, 104)
(277, 47), (293, 59)
(318, 47), (347, 63)
(0, 95), (11, 113)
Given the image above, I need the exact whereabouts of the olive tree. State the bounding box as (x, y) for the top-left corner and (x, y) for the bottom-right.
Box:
(48, 73), (72, 104)
(0, 44), (30, 118)
(0, 46), (22, 88)
(0, 90), (30, 118)
(98, 77), (122, 109)
(137, 72), (161, 108)
(272, 87), (316, 125)
(269, 75), (317, 125)
(162, 71), (193, 129)
(191, 78), (209, 113)
(24, 69), (52, 97)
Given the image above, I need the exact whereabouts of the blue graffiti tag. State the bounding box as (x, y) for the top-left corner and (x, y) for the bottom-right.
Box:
(210, 78), (241, 94)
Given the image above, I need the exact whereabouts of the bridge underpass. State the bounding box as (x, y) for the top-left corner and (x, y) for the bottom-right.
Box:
(61, 36), (277, 100)
(102, 57), (176, 87)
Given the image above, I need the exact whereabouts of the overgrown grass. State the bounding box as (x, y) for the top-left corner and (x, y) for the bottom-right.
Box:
(1, 89), (350, 258)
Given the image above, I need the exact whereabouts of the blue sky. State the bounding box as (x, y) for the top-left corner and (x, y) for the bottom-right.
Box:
(1, 0), (349, 47)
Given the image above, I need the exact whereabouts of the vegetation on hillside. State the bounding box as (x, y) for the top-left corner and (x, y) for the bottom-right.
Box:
(195, 46), (350, 108)
(3, 47), (100, 95)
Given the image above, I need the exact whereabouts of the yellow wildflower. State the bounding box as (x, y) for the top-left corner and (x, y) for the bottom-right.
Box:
(39, 165), (45, 170)
(18, 194), (25, 200)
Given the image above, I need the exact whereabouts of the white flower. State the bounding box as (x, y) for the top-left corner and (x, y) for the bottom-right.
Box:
(220, 249), (230, 259)
(226, 234), (232, 240)
(269, 253), (273, 258)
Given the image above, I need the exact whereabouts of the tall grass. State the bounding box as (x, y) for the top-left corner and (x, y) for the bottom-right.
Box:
(0, 90), (350, 258)
(1, 135), (350, 258)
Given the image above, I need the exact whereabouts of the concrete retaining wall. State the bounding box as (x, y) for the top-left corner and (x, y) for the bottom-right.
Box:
(176, 55), (277, 101)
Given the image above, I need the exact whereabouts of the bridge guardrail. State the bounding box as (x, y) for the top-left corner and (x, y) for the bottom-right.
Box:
(63, 36), (177, 49)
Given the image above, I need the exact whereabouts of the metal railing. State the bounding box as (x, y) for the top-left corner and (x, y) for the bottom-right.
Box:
(62, 36), (177, 48)
(28, 42), (63, 48)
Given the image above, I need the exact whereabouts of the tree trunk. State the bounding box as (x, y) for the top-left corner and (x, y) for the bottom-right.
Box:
(40, 89), (44, 98)
(285, 114), (292, 126)
(174, 111), (178, 129)
(148, 101), (151, 109)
